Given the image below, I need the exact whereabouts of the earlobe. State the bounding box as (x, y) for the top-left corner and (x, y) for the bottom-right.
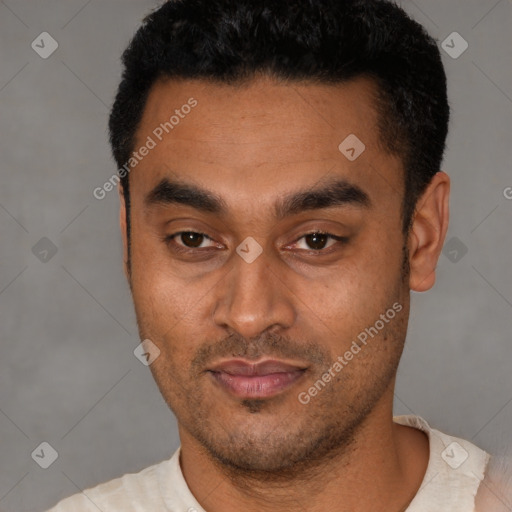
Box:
(118, 183), (130, 280)
(407, 171), (450, 292)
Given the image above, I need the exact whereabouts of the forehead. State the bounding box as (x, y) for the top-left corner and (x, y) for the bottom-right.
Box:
(130, 75), (403, 212)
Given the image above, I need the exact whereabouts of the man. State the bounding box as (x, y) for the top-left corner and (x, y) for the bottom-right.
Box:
(46, 0), (492, 510)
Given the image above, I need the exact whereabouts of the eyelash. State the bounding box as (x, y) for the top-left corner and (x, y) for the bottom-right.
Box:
(162, 230), (349, 255)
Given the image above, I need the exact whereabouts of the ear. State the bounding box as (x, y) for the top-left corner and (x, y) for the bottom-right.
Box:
(407, 171), (450, 292)
(118, 182), (130, 281)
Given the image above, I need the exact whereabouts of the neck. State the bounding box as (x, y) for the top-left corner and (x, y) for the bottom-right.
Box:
(178, 387), (429, 512)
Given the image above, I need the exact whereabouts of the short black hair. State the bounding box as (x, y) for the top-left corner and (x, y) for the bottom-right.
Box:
(109, 0), (449, 269)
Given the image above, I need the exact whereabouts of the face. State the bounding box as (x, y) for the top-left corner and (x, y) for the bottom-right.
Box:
(122, 75), (413, 475)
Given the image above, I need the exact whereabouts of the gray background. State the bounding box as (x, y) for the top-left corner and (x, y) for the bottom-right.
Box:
(0, 1), (511, 511)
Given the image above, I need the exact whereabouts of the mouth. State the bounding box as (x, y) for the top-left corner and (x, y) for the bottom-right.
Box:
(207, 358), (308, 399)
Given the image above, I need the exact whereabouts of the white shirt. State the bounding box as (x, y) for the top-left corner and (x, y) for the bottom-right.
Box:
(46, 415), (490, 512)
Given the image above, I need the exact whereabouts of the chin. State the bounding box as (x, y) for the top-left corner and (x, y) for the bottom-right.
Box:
(202, 425), (312, 473)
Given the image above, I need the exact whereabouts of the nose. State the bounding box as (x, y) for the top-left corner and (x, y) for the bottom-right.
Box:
(212, 244), (296, 339)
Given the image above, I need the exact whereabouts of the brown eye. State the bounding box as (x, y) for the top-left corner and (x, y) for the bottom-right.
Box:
(179, 232), (206, 248)
(304, 232), (329, 250)
(163, 231), (216, 252)
(293, 232), (349, 253)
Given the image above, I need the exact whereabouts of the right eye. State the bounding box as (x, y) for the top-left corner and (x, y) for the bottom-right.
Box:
(162, 231), (218, 252)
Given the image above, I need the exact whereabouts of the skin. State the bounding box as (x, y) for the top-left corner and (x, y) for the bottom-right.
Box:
(118, 74), (450, 512)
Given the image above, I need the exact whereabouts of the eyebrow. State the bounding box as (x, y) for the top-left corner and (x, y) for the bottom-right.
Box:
(144, 176), (371, 219)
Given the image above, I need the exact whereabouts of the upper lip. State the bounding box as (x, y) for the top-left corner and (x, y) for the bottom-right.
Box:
(208, 359), (308, 376)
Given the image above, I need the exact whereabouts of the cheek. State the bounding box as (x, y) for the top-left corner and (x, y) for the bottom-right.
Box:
(130, 226), (189, 318)
(132, 270), (207, 345)
(295, 235), (403, 338)
(129, 238), (214, 364)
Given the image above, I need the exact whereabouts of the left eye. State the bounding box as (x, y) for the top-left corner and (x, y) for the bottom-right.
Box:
(293, 232), (347, 251)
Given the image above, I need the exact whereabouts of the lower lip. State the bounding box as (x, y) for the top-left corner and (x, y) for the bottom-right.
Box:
(209, 370), (306, 399)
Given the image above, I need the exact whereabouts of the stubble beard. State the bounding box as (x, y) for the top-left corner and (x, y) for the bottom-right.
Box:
(130, 242), (411, 486)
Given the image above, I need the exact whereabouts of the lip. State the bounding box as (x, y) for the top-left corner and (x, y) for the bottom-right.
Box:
(207, 358), (308, 399)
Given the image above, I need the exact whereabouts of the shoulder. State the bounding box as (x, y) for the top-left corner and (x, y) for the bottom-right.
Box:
(394, 415), (490, 511)
(475, 451), (512, 511)
(395, 414), (489, 474)
(45, 455), (176, 512)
